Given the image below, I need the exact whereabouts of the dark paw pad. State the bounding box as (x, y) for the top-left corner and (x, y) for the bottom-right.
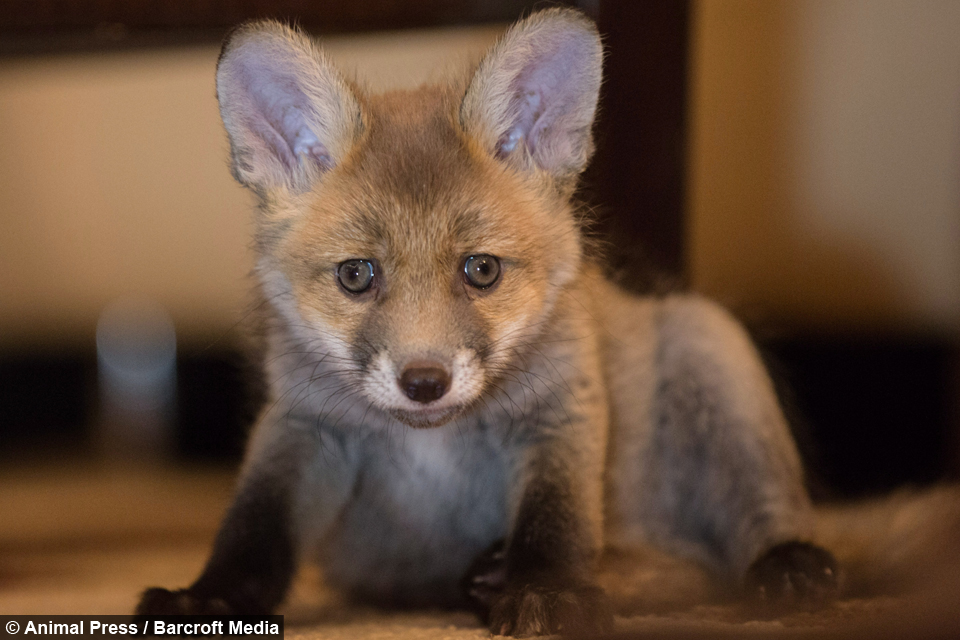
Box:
(488, 582), (613, 637)
(745, 541), (839, 609)
(135, 587), (236, 616)
(461, 539), (507, 620)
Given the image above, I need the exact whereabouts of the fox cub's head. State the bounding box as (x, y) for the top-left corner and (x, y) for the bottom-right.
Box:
(217, 9), (602, 428)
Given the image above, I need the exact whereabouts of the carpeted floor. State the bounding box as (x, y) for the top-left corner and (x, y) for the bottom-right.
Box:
(1, 463), (956, 639)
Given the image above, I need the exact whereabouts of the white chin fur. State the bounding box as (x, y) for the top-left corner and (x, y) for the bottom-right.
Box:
(362, 349), (485, 424)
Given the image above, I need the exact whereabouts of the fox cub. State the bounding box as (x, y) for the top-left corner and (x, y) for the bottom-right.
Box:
(136, 8), (838, 636)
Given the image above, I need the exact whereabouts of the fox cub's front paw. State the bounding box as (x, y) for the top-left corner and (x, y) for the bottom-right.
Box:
(461, 539), (507, 621)
(745, 541), (839, 609)
(135, 587), (240, 616)
(488, 581), (614, 637)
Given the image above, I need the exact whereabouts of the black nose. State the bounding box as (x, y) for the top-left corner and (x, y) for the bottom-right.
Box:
(399, 363), (451, 404)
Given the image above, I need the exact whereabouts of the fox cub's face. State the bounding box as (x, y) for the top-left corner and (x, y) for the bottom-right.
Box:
(217, 10), (601, 427)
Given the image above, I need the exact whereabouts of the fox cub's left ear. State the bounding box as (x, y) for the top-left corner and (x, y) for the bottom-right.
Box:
(461, 8), (603, 180)
(216, 21), (362, 194)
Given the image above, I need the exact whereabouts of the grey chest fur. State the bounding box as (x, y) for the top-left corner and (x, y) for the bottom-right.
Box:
(317, 424), (509, 606)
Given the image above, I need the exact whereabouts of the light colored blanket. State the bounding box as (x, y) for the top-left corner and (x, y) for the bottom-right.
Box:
(2, 464), (955, 638)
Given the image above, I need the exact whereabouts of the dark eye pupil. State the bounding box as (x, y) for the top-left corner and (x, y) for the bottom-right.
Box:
(338, 260), (374, 294)
(464, 254), (500, 289)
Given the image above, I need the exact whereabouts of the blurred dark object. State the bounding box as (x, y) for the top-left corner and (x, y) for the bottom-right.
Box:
(765, 336), (960, 499)
(0, 0), (577, 55)
(584, 0), (690, 291)
(0, 349), (253, 463)
(175, 350), (262, 461)
(0, 351), (94, 457)
(1, 0), (576, 31)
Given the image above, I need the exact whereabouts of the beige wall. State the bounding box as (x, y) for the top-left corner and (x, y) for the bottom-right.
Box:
(2, 2), (959, 350)
(689, 0), (960, 336)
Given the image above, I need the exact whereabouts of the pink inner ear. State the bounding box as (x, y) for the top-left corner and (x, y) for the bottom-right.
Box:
(230, 49), (332, 174)
(494, 29), (596, 170)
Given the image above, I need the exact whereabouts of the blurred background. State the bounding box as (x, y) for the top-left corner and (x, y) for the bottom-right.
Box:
(1, 2), (959, 608)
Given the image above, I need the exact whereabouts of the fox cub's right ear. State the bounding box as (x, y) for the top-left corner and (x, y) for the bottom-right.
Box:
(216, 21), (362, 194)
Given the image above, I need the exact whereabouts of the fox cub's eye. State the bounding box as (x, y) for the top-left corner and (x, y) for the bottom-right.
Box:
(337, 259), (375, 294)
(463, 254), (501, 289)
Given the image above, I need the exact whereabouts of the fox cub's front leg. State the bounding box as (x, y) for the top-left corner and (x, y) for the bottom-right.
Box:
(486, 445), (614, 636)
(469, 290), (614, 636)
(136, 415), (355, 615)
(136, 472), (294, 615)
